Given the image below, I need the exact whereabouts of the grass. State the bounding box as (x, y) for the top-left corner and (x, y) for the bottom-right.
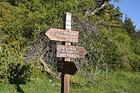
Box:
(71, 71), (140, 93)
(0, 71), (140, 93)
(0, 74), (61, 93)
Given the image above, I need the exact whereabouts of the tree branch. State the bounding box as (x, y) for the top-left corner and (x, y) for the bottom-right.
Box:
(40, 53), (60, 79)
(85, 1), (109, 16)
(40, 54), (54, 75)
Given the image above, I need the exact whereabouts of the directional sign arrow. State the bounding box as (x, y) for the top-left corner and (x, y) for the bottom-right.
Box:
(57, 61), (79, 75)
(45, 28), (79, 42)
(57, 45), (87, 58)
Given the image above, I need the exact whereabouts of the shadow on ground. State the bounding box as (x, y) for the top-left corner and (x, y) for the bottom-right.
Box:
(7, 63), (31, 93)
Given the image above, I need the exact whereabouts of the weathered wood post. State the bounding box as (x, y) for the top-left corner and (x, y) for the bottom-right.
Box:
(62, 12), (72, 93)
(45, 12), (87, 93)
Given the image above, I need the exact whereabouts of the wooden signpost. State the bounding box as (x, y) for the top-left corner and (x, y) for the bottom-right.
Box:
(45, 12), (87, 93)
(57, 61), (79, 75)
(57, 45), (87, 58)
(46, 28), (79, 42)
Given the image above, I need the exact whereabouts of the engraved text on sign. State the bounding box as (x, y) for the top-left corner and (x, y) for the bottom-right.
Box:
(57, 45), (87, 58)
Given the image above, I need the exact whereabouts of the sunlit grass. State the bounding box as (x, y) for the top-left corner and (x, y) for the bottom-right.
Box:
(71, 71), (140, 93)
(0, 71), (140, 93)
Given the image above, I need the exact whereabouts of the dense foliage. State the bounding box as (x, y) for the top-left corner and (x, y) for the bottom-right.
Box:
(0, 0), (140, 88)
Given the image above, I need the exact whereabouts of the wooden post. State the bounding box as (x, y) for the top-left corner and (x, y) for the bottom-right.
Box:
(45, 12), (87, 93)
(61, 12), (72, 93)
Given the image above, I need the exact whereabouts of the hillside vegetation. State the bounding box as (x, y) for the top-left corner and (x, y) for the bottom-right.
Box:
(0, 0), (140, 93)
